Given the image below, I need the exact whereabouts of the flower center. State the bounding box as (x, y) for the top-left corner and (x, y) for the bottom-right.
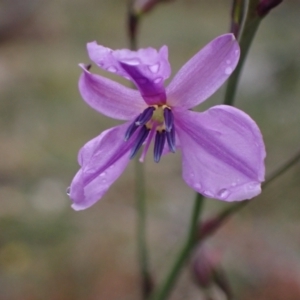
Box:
(124, 105), (176, 162)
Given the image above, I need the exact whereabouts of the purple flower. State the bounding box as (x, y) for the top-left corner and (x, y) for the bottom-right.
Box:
(68, 34), (266, 210)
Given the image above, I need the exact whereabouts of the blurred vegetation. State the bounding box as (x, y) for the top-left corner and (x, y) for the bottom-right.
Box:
(0, 0), (300, 299)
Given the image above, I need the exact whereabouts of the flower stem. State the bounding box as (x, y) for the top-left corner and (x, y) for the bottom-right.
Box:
(127, 3), (152, 297)
(150, 194), (204, 300)
(135, 155), (153, 298)
(224, 0), (261, 106)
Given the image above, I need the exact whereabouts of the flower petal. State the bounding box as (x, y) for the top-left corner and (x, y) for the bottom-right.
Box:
(79, 64), (146, 120)
(175, 107), (265, 201)
(167, 34), (240, 109)
(69, 122), (136, 210)
(87, 42), (171, 105)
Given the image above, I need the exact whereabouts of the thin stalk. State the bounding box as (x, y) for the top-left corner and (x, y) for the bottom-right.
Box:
(150, 194), (204, 300)
(135, 155), (152, 298)
(224, 0), (261, 106)
(127, 2), (152, 297)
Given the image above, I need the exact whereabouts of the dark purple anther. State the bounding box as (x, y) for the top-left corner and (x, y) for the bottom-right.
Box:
(163, 107), (174, 132)
(166, 125), (176, 153)
(136, 106), (155, 126)
(124, 115), (140, 141)
(154, 130), (166, 163)
(129, 126), (150, 159)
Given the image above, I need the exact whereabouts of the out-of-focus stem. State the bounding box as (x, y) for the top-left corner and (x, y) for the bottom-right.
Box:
(150, 194), (204, 300)
(135, 155), (153, 298)
(128, 2), (152, 297)
(230, 0), (247, 38)
(224, 0), (261, 106)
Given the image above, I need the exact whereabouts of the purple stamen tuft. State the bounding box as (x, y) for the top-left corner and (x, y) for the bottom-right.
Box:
(166, 125), (176, 153)
(154, 130), (166, 163)
(163, 107), (174, 132)
(136, 106), (155, 126)
(129, 126), (150, 159)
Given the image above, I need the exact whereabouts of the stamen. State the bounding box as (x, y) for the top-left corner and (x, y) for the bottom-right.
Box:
(124, 115), (140, 141)
(154, 130), (166, 163)
(135, 106), (155, 126)
(139, 125), (157, 163)
(163, 107), (174, 132)
(166, 125), (176, 153)
(129, 126), (150, 159)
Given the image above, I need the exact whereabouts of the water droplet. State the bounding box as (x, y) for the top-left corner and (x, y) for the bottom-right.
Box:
(235, 50), (239, 55)
(226, 59), (231, 64)
(203, 190), (214, 198)
(154, 77), (162, 84)
(225, 67), (233, 75)
(247, 183), (257, 190)
(149, 63), (160, 73)
(217, 188), (230, 199)
(101, 179), (107, 183)
(190, 173), (195, 178)
(122, 58), (140, 66)
(66, 187), (70, 196)
(194, 183), (202, 190)
(231, 182), (237, 187)
(107, 66), (117, 72)
(109, 164), (114, 169)
(100, 172), (106, 177)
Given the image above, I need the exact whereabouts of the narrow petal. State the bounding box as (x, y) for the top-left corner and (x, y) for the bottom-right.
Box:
(175, 107), (265, 201)
(166, 34), (240, 109)
(87, 42), (171, 105)
(79, 64), (146, 120)
(69, 122), (136, 210)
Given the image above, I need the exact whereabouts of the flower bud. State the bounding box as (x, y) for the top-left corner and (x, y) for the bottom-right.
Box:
(192, 246), (220, 288)
(192, 246), (232, 298)
(257, 0), (283, 17)
(133, 0), (174, 15)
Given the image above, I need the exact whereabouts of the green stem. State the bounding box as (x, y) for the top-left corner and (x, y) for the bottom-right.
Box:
(224, 0), (261, 106)
(150, 194), (204, 300)
(127, 2), (151, 297)
(135, 156), (152, 298)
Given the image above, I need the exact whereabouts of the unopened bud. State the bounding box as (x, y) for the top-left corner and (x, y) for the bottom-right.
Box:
(192, 246), (232, 298)
(257, 0), (283, 17)
(133, 0), (174, 15)
(192, 247), (220, 288)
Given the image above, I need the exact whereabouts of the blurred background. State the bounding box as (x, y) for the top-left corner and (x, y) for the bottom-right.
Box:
(1, 0), (300, 299)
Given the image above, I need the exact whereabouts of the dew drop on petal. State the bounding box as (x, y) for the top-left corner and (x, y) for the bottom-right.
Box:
(226, 59), (231, 64)
(154, 77), (163, 84)
(122, 58), (140, 66)
(247, 182), (258, 190)
(235, 50), (239, 55)
(149, 63), (160, 73)
(203, 190), (214, 198)
(101, 179), (107, 183)
(100, 172), (106, 177)
(217, 188), (230, 199)
(107, 66), (117, 73)
(225, 67), (233, 75)
(231, 182), (237, 187)
(66, 187), (70, 196)
(194, 183), (202, 190)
